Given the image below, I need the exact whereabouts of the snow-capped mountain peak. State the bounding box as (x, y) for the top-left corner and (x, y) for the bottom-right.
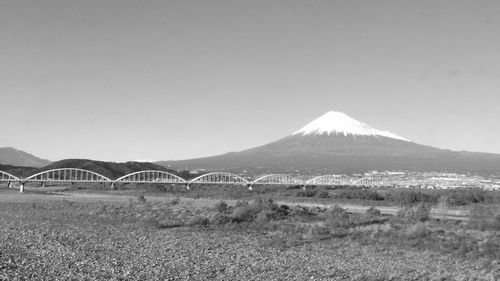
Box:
(292, 111), (410, 141)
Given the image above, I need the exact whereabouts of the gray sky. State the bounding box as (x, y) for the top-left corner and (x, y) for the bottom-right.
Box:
(1, 1), (500, 162)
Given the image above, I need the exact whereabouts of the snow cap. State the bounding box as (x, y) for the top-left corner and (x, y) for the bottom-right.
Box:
(292, 111), (410, 142)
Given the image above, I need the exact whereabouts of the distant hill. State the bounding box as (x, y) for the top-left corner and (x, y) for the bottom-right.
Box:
(36, 159), (175, 180)
(0, 164), (38, 178)
(157, 111), (500, 176)
(0, 147), (51, 168)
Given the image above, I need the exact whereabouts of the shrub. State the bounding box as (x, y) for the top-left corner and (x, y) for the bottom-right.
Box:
(413, 203), (430, 222)
(291, 206), (316, 217)
(386, 189), (439, 205)
(250, 198), (276, 211)
(334, 189), (383, 201)
(382, 188), (498, 207)
(368, 223), (393, 239)
(229, 198), (285, 223)
(468, 206), (500, 231)
(140, 217), (163, 229)
(310, 225), (330, 238)
(272, 204), (290, 217)
(444, 196), (467, 207)
(255, 210), (272, 224)
(235, 200), (249, 208)
(215, 200), (229, 213)
(231, 207), (256, 222)
(365, 207), (381, 217)
(187, 215), (209, 226)
(444, 188), (488, 206)
(324, 206), (351, 228)
(397, 203), (430, 222)
(406, 223), (431, 239)
(208, 213), (232, 225)
(170, 198), (181, 205)
(136, 195), (147, 204)
(296, 190), (317, 197)
(317, 191), (330, 198)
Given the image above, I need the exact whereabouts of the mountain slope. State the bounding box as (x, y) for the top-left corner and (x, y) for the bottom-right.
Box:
(0, 164), (38, 178)
(0, 147), (51, 168)
(156, 111), (500, 175)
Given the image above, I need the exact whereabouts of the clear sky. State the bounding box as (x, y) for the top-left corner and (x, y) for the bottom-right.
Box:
(1, 1), (500, 162)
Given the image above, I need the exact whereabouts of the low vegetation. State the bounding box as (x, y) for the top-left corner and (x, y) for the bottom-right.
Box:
(103, 182), (500, 215)
(304, 186), (500, 207)
(2, 188), (500, 280)
(115, 195), (500, 265)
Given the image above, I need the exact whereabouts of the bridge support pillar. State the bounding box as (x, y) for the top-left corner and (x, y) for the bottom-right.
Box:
(186, 184), (190, 190)
(111, 182), (116, 190)
(40, 182), (45, 187)
(7, 181), (11, 188)
(20, 182), (25, 193)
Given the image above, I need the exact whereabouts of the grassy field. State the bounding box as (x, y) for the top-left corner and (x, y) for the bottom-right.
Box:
(1, 184), (500, 280)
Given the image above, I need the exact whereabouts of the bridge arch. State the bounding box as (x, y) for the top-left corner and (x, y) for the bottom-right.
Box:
(353, 177), (368, 186)
(303, 175), (353, 189)
(249, 174), (304, 190)
(353, 177), (386, 187)
(0, 171), (20, 187)
(114, 170), (186, 184)
(187, 172), (249, 189)
(24, 168), (112, 183)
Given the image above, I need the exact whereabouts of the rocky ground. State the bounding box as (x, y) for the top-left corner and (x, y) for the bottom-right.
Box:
(0, 188), (499, 280)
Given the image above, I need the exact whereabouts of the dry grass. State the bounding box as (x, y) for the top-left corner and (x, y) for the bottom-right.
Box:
(1, 188), (500, 279)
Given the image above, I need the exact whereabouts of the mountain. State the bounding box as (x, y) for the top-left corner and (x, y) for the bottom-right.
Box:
(0, 164), (38, 178)
(0, 147), (51, 168)
(157, 111), (500, 176)
(36, 159), (176, 180)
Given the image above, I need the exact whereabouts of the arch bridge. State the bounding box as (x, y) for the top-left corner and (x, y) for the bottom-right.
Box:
(303, 175), (354, 189)
(187, 172), (249, 189)
(24, 168), (111, 183)
(4, 168), (479, 192)
(113, 170), (186, 188)
(353, 177), (392, 187)
(249, 174), (304, 190)
(21, 168), (111, 192)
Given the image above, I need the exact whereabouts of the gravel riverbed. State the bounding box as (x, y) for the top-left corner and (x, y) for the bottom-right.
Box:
(0, 189), (498, 280)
